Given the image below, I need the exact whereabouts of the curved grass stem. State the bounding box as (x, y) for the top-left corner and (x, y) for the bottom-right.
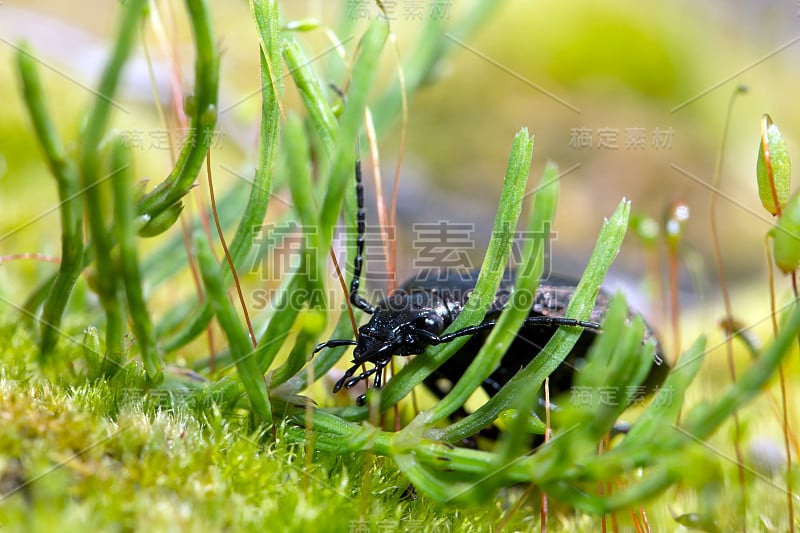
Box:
(79, 0), (148, 374)
(136, 0), (219, 221)
(111, 140), (162, 380)
(15, 43), (84, 359)
(159, 0), (282, 352)
(195, 235), (273, 424)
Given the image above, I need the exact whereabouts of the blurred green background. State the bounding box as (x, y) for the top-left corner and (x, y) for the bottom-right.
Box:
(1, 0), (798, 350)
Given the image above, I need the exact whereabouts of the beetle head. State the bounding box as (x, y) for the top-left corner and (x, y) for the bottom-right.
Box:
(353, 292), (446, 363)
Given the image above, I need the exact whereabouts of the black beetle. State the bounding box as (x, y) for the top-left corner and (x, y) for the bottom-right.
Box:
(314, 160), (669, 407)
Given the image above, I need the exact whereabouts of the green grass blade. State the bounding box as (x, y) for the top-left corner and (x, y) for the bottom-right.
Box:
(158, 0), (282, 350)
(269, 310), (325, 388)
(324, 129), (533, 421)
(266, 115), (329, 386)
(278, 309), (357, 394)
(682, 302), (800, 437)
(137, 0), (219, 221)
(424, 145), (550, 427)
(195, 235), (272, 424)
(433, 198), (631, 443)
(545, 297), (649, 455)
(79, 0), (147, 374)
(580, 335), (706, 474)
(15, 43), (84, 358)
(110, 139), (162, 380)
(254, 270), (304, 372)
(373, 128), (533, 415)
(143, 182), (249, 289)
(317, 19), (389, 256)
(274, 19), (389, 394)
(285, 112), (326, 305)
(550, 303), (799, 514)
(283, 38), (338, 157)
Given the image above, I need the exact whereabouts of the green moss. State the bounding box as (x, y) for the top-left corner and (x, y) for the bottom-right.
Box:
(0, 332), (525, 532)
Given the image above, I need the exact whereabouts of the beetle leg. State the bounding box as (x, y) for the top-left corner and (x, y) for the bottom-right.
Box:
(336, 358), (391, 398)
(522, 315), (601, 331)
(313, 338), (357, 354)
(333, 362), (361, 393)
(436, 321), (499, 343)
(436, 316), (602, 345)
(355, 359), (392, 406)
(343, 363), (382, 390)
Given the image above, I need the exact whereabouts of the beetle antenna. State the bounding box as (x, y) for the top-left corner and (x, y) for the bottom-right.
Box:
(329, 83), (374, 315)
(349, 158), (376, 314)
